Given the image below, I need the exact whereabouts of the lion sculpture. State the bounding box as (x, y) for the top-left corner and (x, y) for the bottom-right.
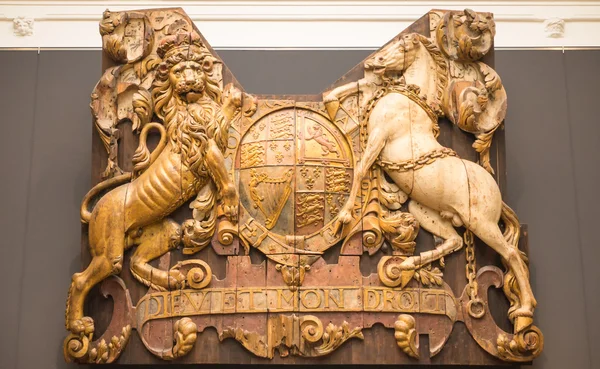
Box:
(65, 32), (240, 342)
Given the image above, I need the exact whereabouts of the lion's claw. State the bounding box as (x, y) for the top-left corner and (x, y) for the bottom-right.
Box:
(223, 204), (238, 222)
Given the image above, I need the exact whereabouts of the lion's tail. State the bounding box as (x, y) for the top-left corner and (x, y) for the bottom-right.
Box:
(500, 201), (528, 320)
(80, 173), (132, 224)
(81, 123), (166, 224)
(132, 122), (167, 179)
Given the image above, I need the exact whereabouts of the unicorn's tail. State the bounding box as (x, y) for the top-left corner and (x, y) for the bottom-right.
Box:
(500, 202), (529, 321)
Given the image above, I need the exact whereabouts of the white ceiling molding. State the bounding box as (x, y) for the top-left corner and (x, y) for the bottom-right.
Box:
(1, 1), (600, 48)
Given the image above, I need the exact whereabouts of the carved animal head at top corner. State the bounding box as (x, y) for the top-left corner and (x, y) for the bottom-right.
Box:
(99, 10), (123, 36)
(436, 9), (496, 62)
(155, 32), (223, 104)
(364, 33), (421, 78)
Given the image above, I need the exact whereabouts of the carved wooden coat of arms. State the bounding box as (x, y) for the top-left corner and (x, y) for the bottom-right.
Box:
(63, 7), (543, 365)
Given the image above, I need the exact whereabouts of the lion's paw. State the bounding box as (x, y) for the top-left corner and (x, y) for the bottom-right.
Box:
(220, 186), (239, 222)
(69, 316), (95, 336)
(223, 85), (243, 108)
(169, 269), (187, 289)
(223, 203), (238, 222)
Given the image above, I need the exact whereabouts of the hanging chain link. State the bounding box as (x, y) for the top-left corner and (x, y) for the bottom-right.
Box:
(359, 81), (439, 150)
(360, 86), (388, 150)
(377, 148), (458, 172)
(464, 230), (478, 299)
(464, 230), (485, 318)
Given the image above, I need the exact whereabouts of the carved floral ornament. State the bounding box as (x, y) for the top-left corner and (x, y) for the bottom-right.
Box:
(64, 7), (543, 365)
(13, 17), (34, 37)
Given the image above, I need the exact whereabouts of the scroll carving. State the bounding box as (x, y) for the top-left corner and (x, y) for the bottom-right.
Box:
(65, 6), (542, 365)
(219, 315), (362, 358)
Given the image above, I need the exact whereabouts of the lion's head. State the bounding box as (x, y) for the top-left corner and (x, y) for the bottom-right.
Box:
(154, 32), (223, 107)
(149, 32), (229, 175)
(168, 60), (207, 98)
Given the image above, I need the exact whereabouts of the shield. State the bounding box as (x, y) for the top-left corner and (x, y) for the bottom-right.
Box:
(233, 99), (361, 265)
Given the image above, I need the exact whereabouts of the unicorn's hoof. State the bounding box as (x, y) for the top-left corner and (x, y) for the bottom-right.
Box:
(398, 257), (417, 271)
(511, 306), (534, 318)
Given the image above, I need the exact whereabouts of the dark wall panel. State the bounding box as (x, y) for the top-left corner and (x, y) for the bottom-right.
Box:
(13, 51), (100, 369)
(218, 50), (371, 95)
(0, 49), (597, 369)
(0, 51), (38, 369)
(563, 50), (600, 369)
(496, 50), (591, 369)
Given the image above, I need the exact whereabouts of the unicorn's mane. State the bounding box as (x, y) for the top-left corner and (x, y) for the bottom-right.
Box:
(414, 34), (448, 114)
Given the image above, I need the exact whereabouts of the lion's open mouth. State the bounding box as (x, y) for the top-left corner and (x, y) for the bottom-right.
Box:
(183, 91), (203, 102)
(176, 85), (205, 102)
(176, 86), (198, 95)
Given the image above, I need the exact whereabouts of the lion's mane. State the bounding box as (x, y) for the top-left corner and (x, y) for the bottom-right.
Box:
(150, 51), (229, 177)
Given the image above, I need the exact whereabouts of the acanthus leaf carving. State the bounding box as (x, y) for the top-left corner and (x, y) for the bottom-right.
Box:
(394, 314), (419, 359)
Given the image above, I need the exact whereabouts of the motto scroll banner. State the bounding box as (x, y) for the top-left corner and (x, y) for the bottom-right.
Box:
(63, 7), (543, 365)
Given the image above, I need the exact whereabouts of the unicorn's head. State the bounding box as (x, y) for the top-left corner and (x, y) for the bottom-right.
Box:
(323, 32), (447, 121)
(364, 33), (420, 77)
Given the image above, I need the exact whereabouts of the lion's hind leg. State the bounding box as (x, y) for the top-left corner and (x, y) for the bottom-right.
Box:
(66, 238), (125, 334)
(67, 190), (127, 333)
(129, 218), (183, 291)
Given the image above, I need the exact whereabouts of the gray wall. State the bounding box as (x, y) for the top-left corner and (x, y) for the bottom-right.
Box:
(0, 49), (597, 369)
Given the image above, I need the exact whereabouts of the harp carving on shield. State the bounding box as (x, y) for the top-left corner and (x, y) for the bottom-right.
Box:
(248, 168), (294, 229)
